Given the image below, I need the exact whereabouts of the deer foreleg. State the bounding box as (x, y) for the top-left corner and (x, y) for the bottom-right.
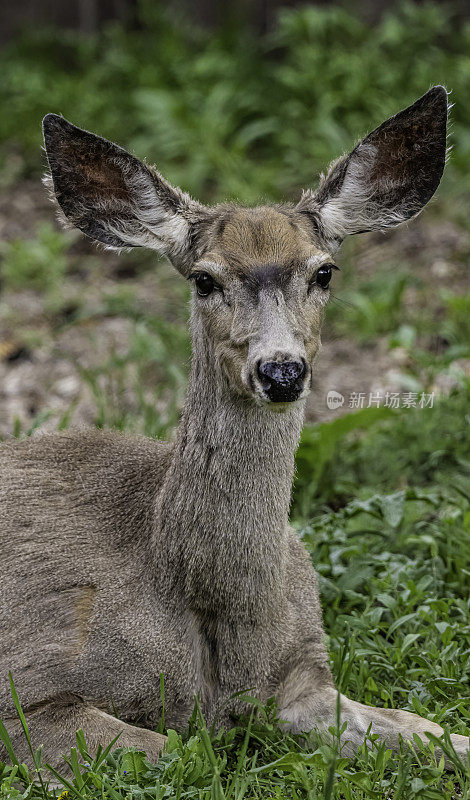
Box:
(279, 685), (469, 766)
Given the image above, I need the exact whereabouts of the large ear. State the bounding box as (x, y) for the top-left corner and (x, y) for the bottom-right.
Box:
(296, 86), (449, 251)
(42, 114), (212, 273)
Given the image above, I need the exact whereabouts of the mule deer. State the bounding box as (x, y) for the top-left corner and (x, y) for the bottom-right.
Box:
(1, 86), (468, 771)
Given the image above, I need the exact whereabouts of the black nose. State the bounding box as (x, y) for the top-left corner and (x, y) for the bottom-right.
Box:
(257, 360), (306, 402)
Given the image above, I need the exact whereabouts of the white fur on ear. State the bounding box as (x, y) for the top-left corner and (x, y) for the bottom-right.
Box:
(317, 143), (406, 248)
(42, 113), (210, 273)
(297, 86), (449, 250)
(103, 160), (191, 257)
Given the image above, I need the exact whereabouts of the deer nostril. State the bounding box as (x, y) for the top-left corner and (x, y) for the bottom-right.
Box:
(258, 360), (306, 388)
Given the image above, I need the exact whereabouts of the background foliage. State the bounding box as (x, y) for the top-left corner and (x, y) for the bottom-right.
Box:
(1, 1), (470, 204)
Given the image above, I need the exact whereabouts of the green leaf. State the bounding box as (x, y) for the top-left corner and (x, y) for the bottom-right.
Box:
(401, 633), (421, 654)
(122, 749), (146, 782)
(388, 614), (418, 636)
(380, 491), (405, 528)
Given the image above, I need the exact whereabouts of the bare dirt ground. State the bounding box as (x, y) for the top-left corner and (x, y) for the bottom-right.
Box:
(0, 181), (469, 439)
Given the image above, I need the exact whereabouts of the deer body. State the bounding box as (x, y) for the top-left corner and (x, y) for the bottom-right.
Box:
(1, 338), (331, 759)
(1, 87), (468, 769)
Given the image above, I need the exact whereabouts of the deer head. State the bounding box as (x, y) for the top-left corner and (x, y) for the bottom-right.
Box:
(43, 86), (448, 407)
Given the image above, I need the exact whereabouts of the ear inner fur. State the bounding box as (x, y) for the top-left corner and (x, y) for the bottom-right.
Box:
(42, 113), (210, 271)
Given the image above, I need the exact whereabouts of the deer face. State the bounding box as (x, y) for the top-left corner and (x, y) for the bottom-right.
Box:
(43, 87), (448, 407)
(187, 206), (334, 404)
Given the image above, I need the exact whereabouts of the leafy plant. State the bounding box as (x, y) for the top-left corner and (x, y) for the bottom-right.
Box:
(295, 406), (394, 516)
(441, 291), (470, 347)
(1, 2), (470, 203)
(294, 382), (470, 513)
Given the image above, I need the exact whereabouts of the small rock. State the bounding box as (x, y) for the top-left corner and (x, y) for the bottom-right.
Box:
(54, 375), (80, 398)
(431, 259), (453, 278)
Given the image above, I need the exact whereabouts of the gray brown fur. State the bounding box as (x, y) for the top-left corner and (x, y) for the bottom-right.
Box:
(1, 87), (468, 772)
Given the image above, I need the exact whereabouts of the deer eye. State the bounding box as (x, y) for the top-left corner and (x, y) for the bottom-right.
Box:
(316, 264), (333, 289)
(194, 272), (215, 297)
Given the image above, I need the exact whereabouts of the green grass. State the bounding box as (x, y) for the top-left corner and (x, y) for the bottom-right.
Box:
(0, 223), (73, 311)
(76, 317), (191, 439)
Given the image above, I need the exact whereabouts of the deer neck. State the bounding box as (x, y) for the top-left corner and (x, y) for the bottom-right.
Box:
(153, 322), (305, 621)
